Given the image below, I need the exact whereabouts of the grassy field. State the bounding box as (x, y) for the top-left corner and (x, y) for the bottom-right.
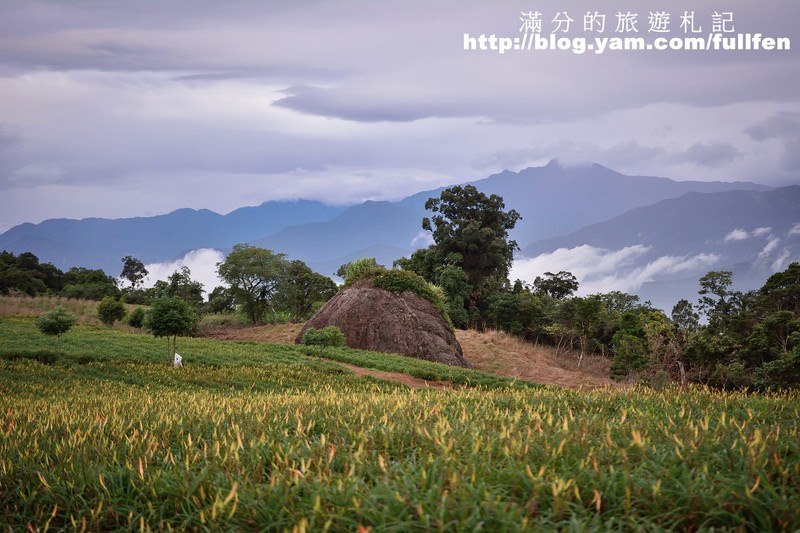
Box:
(1, 316), (799, 530)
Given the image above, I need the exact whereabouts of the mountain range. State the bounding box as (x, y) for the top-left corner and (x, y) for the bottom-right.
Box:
(1, 161), (796, 311)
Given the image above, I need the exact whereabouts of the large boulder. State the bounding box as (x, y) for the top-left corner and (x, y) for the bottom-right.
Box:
(296, 282), (468, 367)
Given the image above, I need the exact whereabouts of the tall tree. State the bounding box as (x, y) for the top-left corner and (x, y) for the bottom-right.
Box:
(121, 255), (148, 290)
(533, 271), (579, 300)
(217, 244), (288, 324)
(274, 260), (337, 319)
(422, 185), (520, 290)
(150, 266), (205, 310)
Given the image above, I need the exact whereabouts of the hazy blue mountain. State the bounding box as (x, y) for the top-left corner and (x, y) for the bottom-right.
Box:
(402, 161), (769, 244)
(247, 162), (769, 277)
(252, 201), (423, 276)
(520, 186), (800, 311)
(0, 200), (345, 274)
(0, 161), (773, 280)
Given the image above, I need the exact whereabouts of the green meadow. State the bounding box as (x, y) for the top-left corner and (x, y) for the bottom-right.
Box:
(1, 317), (798, 530)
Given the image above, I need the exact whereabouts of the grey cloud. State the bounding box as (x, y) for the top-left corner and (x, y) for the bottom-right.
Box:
(601, 141), (667, 167)
(678, 142), (739, 167)
(746, 112), (800, 171)
(273, 86), (451, 123)
(745, 112), (800, 140)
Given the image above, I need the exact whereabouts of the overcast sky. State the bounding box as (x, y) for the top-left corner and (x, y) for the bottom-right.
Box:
(0, 0), (798, 232)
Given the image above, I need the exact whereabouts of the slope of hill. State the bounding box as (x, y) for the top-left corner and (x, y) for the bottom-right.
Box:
(193, 319), (613, 389)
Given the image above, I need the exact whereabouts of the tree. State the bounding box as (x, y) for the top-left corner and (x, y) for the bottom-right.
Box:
(274, 260), (337, 319)
(145, 297), (198, 361)
(61, 267), (119, 300)
(121, 255), (148, 290)
(698, 270), (739, 327)
(36, 306), (76, 356)
(671, 299), (700, 332)
(757, 262), (800, 314)
(437, 265), (473, 329)
(127, 307), (146, 329)
(422, 185), (520, 290)
(150, 266), (205, 310)
(570, 295), (606, 368)
(610, 332), (649, 381)
(97, 296), (126, 326)
(533, 271), (579, 300)
(207, 286), (236, 314)
(217, 244), (288, 324)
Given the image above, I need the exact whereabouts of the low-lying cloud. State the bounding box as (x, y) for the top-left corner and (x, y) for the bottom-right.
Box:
(139, 248), (225, 296)
(511, 244), (719, 296)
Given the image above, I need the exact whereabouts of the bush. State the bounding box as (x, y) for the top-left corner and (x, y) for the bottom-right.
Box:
(344, 258), (383, 285)
(301, 326), (347, 348)
(97, 296), (126, 326)
(372, 269), (452, 328)
(36, 306), (76, 355)
(127, 307), (146, 329)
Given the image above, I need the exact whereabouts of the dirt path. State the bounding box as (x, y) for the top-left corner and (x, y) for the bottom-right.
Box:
(333, 361), (452, 390)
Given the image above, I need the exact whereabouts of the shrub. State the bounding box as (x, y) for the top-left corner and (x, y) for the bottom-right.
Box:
(344, 258), (383, 285)
(36, 306), (76, 355)
(372, 269), (452, 328)
(301, 326), (347, 348)
(127, 307), (146, 329)
(97, 296), (126, 326)
(145, 297), (198, 361)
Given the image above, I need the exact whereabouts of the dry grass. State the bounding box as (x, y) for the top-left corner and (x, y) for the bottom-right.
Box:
(456, 329), (615, 390)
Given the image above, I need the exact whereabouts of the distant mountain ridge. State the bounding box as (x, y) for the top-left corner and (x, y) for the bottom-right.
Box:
(0, 162), (773, 282)
(520, 186), (800, 311)
(0, 200), (345, 274)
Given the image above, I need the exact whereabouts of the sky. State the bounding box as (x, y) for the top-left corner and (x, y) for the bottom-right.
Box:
(0, 0), (799, 233)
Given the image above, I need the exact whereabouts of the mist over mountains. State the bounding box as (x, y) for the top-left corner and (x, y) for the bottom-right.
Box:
(1, 161), (795, 311)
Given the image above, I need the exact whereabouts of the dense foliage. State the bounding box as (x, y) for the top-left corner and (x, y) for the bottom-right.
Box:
(397, 185), (520, 328)
(217, 244), (335, 324)
(1, 251), (119, 299)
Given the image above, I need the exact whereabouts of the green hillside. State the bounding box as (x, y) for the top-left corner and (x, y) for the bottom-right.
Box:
(1, 317), (798, 530)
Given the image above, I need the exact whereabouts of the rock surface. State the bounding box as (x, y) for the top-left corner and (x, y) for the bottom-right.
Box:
(296, 282), (468, 367)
